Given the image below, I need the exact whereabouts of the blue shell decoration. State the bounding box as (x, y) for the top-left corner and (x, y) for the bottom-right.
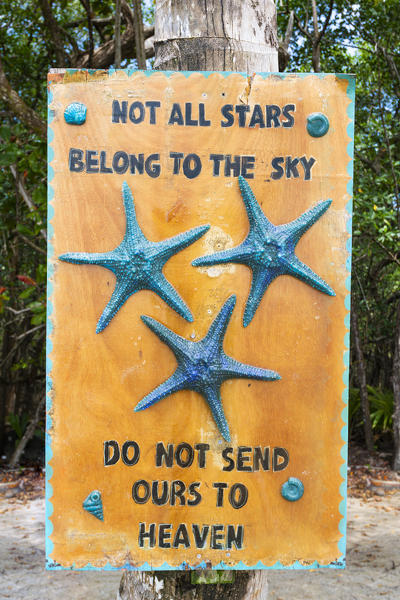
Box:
(307, 112), (329, 137)
(281, 477), (304, 502)
(64, 102), (87, 125)
(83, 489), (104, 520)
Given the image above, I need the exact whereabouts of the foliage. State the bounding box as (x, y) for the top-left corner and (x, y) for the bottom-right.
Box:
(350, 386), (394, 437)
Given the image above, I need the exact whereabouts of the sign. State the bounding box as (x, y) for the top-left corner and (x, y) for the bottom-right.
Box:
(46, 70), (354, 571)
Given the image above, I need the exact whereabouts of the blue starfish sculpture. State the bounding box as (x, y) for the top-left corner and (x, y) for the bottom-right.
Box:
(59, 182), (209, 333)
(193, 176), (335, 327)
(134, 295), (280, 441)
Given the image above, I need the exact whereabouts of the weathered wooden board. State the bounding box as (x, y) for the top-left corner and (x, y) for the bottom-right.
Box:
(46, 70), (354, 570)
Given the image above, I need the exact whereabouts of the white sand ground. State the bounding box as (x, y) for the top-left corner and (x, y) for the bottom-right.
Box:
(0, 494), (399, 600)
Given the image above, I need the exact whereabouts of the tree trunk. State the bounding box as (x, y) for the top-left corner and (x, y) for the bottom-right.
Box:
(119, 1), (278, 597)
(351, 308), (374, 453)
(393, 301), (400, 471)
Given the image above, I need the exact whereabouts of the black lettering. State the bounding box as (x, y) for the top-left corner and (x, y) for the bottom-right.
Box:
(199, 103), (211, 126)
(138, 522), (155, 548)
(237, 446), (252, 472)
(170, 480), (186, 506)
(132, 480), (151, 504)
(227, 525), (244, 549)
(221, 104), (234, 127)
(224, 154), (241, 177)
(213, 482), (228, 507)
(112, 151), (129, 174)
(192, 524), (209, 549)
(145, 154), (160, 178)
(175, 442), (194, 468)
(170, 152), (184, 174)
(235, 105), (250, 127)
(209, 154), (224, 176)
(249, 105), (265, 128)
(69, 148), (84, 172)
(195, 443), (210, 468)
(300, 156), (316, 181)
(187, 482), (202, 506)
(100, 151), (112, 173)
(271, 156), (284, 180)
(129, 154), (144, 174)
(211, 525), (224, 550)
(122, 441), (140, 466)
(173, 524), (190, 548)
(183, 154), (202, 179)
(253, 447), (270, 471)
(168, 103), (184, 125)
(229, 483), (248, 509)
(185, 103), (198, 126)
(273, 447), (289, 472)
(86, 150), (98, 173)
(152, 480), (169, 506)
(266, 105), (281, 128)
(112, 100), (127, 123)
(156, 442), (173, 467)
(241, 155), (255, 179)
(286, 156), (300, 178)
(282, 103), (295, 128)
(145, 101), (160, 124)
(222, 447), (234, 471)
(129, 101), (145, 124)
(104, 440), (120, 466)
(159, 524), (172, 548)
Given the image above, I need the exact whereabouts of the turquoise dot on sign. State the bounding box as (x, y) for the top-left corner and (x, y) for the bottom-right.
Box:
(307, 112), (329, 137)
(64, 102), (87, 125)
(281, 477), (304, 502)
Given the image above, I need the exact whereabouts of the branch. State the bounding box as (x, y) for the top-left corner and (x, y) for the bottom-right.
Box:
(75, 24), (154, 68)
(80, 0), (94, 68)
(133, 0), (146, 69)
(114, 0), (122, 68)
(9, 166), (47, 241)
(0, 57), (46, 138)
(317, 0), (334, 43)
(9, 396), (45, 468)
(16, 233), (46, 256)
(38, 0), (69, 66)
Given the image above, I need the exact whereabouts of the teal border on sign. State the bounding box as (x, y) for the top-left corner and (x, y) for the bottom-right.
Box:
(46, 70), (354, 571)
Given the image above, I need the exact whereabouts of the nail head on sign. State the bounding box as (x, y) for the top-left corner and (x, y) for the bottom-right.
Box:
(307, 112), (329, 137)
(281, 477), (304, 502)
(64, 102), (87, 125)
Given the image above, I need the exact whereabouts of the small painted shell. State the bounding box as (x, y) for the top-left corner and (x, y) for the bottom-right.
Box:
(64, 102), (87, 125)
(281, 477), (304, 502)
(83, 489), (104, 520)
(307, 112), (329, 138)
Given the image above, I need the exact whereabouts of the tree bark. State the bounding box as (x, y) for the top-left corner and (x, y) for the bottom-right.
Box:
(153, 0), (278, 72)
(393, 301), (400, 471)
(119, 1), (278, 597)
(351, 308), (374, 453)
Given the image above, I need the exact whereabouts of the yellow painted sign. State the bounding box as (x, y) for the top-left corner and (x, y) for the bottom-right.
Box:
(46, 70), (354, 570)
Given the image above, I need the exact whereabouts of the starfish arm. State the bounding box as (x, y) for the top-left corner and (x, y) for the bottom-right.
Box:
(203, 295), (236, 347)
(59, 251), (123, 271)
(221, 355), (280, 382)
(155, 224), (210, 262)
(96, 278), (134, 333)
(242, 266), (279, 327)
(141, 315), (190, 359)
(192, 241), (252, 268)
(282, 254), (335, 296)
(238, 175), (272, 231)
(149, 272), (193, 322)
(134, 371), (187, 412)
(121, 181), (147, 243)
(284, 199), (332, 246)
(204, 385), (231, 442)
